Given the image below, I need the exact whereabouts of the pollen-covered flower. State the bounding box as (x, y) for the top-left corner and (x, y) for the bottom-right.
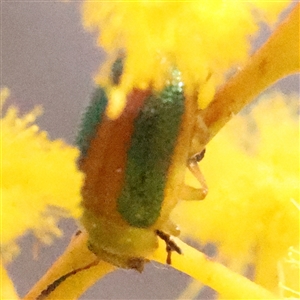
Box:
(1, 88), (83, 261)
(279, 246), (300, 298)
(82, 1), (290, 116)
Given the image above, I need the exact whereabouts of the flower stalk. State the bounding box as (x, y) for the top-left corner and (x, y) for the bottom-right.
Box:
(152, 238), (277, 299)
(23, 231), (115, 300)
(23, 230), (278, 300)
(197, 3), (299, 147)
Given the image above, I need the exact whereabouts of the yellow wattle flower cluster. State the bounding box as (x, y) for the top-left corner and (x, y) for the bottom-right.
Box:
(278, 244), (300, 298)
(1, 88), (83, 261)
(82, 1), (289, 116)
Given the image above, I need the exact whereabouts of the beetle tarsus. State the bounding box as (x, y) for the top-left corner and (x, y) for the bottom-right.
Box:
(194, 148), (206, 162)
(155, 230), (181, 265)
(187, 149), (208, 200)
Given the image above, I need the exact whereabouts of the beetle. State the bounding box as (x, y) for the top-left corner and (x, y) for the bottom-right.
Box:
(36, 60), (209, 299)
(76, 59), (209, 272)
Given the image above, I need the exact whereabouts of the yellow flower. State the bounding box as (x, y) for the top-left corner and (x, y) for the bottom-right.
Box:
(1, 88), (83, 262)
(82, 1), (290, 114)
(278, 244), (300, 298)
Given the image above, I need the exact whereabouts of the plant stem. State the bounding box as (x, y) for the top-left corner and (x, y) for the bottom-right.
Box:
(199, 3), (299, 146)
(23, 231), (115, 300)
(24, 231), (279, 300)
(151, 238), (279, 299)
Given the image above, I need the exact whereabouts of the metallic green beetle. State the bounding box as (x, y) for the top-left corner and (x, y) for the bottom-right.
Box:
(76, 60), (208, 272)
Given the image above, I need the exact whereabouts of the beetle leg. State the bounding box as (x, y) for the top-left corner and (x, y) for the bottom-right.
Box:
(180, 149), (208, 201)
(159, 220), (181, 237)
(155, 230), (181, 265)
